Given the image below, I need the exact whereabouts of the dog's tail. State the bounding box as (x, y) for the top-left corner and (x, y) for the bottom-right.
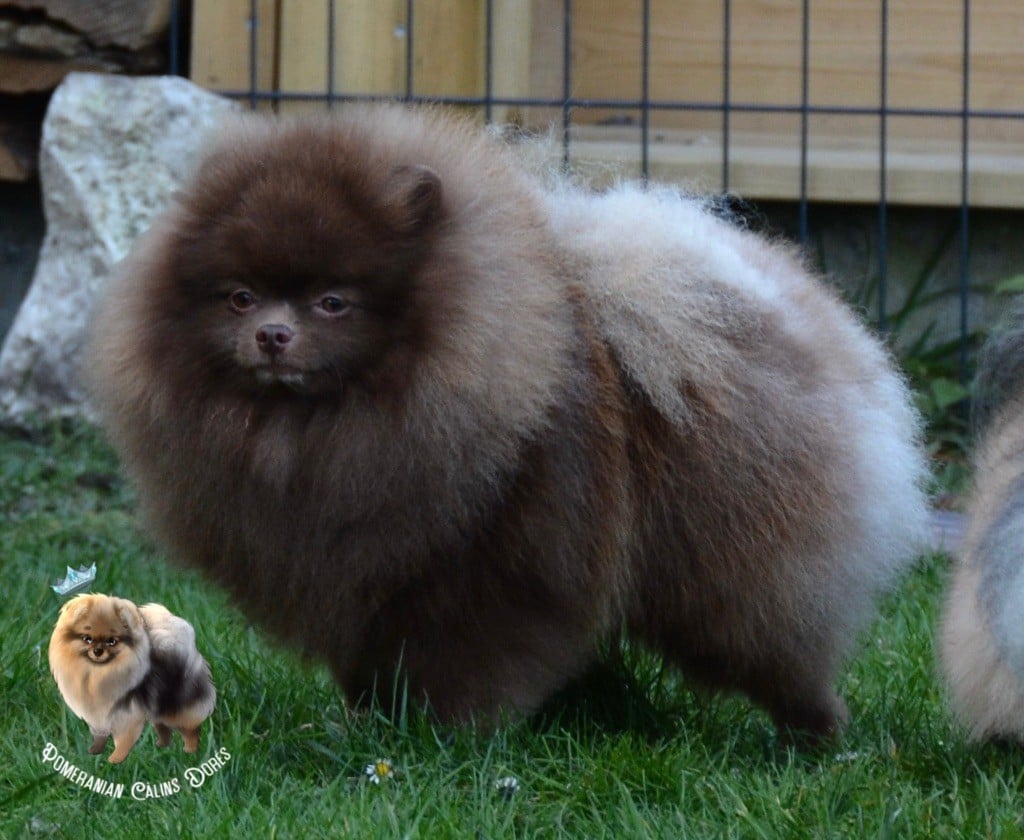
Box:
(939, 295), (1024, 742)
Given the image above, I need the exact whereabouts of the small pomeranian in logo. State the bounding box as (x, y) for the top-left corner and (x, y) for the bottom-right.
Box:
(48, 593), (215, 764)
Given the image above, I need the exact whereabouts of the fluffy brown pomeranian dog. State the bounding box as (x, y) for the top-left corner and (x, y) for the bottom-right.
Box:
(940, 303), (1024, 741)
(49, 593), (216, 763)
(86, 105), (929, 740)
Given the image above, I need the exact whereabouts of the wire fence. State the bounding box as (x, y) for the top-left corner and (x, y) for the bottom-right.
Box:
(170, 0), (1024, 382)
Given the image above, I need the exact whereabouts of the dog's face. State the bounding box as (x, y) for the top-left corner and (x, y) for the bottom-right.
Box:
(50, 594), (147, 676)
(71, 612), (128, 665)
(158, 133), (444, 398)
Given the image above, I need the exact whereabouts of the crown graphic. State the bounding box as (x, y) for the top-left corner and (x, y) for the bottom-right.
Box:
(51, 564), (97, 597)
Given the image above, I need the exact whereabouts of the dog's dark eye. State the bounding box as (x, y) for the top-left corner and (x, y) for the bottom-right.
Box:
(81, 635), (93, 645)
(229, 290), (257, 312)
(319, 296), (351, 315)
(107, 637), (119, 647)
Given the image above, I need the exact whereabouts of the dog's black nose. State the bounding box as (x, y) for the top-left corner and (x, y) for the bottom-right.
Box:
(256, 324), (294, 356)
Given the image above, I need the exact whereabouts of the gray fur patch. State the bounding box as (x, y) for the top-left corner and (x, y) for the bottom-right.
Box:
(978, 474), (1024, 684)
(973, 298), (1024, 432)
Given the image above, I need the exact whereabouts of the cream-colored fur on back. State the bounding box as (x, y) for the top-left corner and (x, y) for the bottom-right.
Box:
(140, 603), (198, 660)
(545, 183), (929, 605)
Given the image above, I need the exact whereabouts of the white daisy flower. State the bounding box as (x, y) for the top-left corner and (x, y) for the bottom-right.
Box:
(495, 776), (520, 797)
(364, 758), (395, 784)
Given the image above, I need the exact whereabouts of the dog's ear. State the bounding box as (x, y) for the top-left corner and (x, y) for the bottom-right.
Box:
(59, 593), (93, 622)
(384, 164), (443, 233)
(113, 598), (144, 633)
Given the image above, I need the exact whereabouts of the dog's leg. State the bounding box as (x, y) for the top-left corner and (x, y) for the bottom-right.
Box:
(107, 718), (146, 763)
(154, 722), (173, 748)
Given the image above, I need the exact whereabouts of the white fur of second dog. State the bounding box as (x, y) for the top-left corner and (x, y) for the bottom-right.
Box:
(941, 395), (1024, 741)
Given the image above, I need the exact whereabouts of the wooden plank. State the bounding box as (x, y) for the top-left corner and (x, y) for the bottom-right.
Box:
(407, 0), (535, 117)
(561, 125), (1024, 208)
(191, 0), (278, 105)
(279, 0), (485, 109)
(277, 0), (331, 111)
(490, 0), (533, 123)
(0, 54), (114, 94)
(278, 0), (404, 111)
(411, 0), (484, 99)
(5, 0), (171, 50)
(279, 1), (532, 116)
(546, 0), (1024, 142)
(191, 0), (1024, 205)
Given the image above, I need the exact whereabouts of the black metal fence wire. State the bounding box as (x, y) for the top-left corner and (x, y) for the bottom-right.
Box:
(169, 0), (1024, 381)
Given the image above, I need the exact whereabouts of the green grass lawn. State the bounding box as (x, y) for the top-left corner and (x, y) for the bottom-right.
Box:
(2, 422), (1022, 839)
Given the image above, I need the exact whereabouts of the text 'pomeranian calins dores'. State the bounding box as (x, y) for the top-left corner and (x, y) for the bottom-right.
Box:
(87, 105), (928, 740)
(940, 303), (1024, 741)
(49, 594), (215, 763)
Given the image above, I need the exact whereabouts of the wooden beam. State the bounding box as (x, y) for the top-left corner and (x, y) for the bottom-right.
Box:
(279, 0), (531, 115)
(550, 0), (1024, 141)
(563, 126), (1024, 209)
(191, 0), (278, 106)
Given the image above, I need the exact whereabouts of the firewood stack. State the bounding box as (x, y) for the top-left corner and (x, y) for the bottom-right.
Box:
(0, 0), (171, 180)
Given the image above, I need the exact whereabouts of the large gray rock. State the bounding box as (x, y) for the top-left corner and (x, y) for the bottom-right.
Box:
(0, 72), (237, 421)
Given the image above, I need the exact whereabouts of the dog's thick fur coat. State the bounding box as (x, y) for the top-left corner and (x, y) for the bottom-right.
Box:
(940, 304), (1024, 741)
(88, 105), (929, 738)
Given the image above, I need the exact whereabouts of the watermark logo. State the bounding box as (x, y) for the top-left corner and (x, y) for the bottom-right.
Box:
(41, 742), (231, 800)
(40, 743), (125, 799)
